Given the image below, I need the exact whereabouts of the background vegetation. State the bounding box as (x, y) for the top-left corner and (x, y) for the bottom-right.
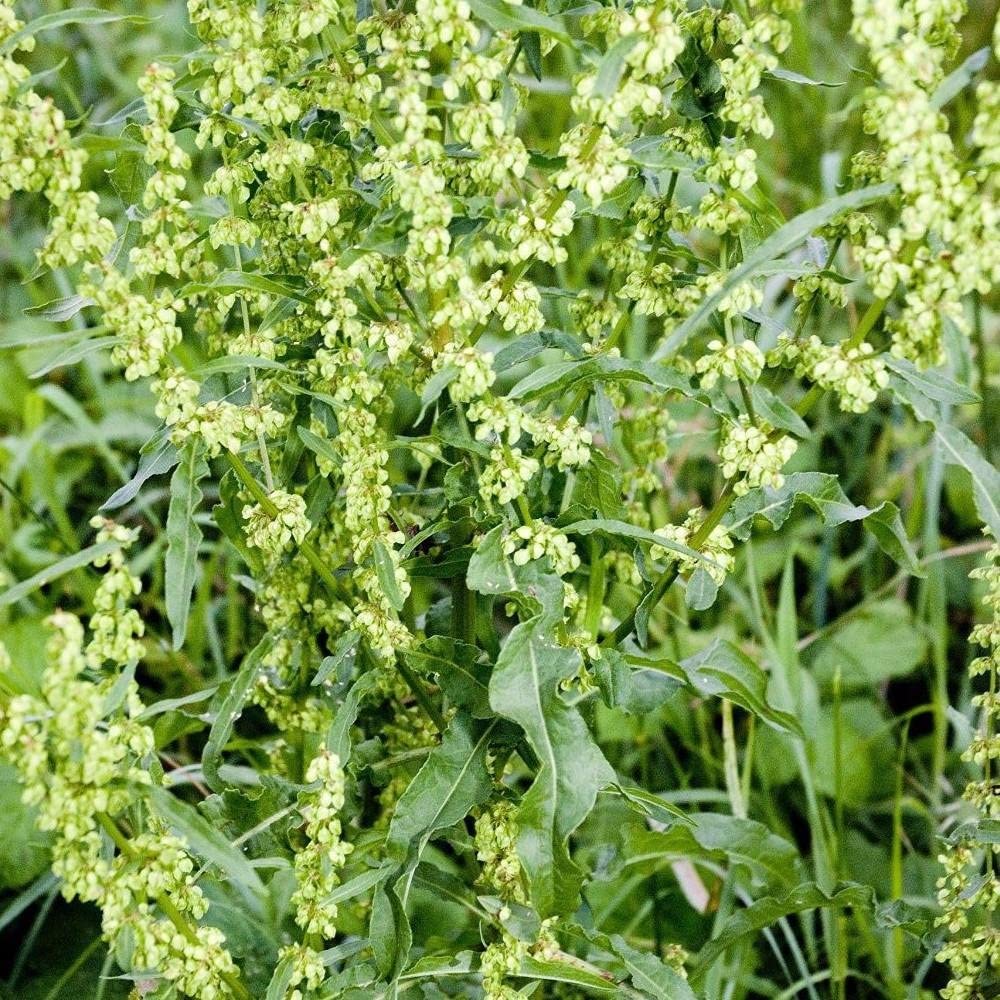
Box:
(0, 0), (998, 998)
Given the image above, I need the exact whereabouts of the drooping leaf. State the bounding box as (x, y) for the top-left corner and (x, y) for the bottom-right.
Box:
(931, 45), (990, 109)
(0, 8), (151, 54)
(468, 0), (571, 43)
(326, 670), (380, 765)
(508, 355), (691, 403)
(313, 630), (360, 686)
(406, 636), (491, 717)
(23, 294), (94, 322)
(884, 355), (978, 405)
(102, 438), (178, 511)
(630, 639), (803, 736)
(373, 539), (406, 612)
(180, 270), (309, 302)
(725, 472), (922, 575)
(30, 335), (121, 378)
(625, 813), (803, 891)
(488, 615), (615, 915)
(521, 30), (543, 80)
(149, 786), (266, 902)
(609, 934), (698, 1000)
(515, 958), (619, 995)
(165, 441), (209, 650)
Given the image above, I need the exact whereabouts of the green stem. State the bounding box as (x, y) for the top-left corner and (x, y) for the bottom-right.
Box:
(721, 699), (746, 818)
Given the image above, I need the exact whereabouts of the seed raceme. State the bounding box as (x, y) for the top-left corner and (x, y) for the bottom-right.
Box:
(0, 0), (998, 997)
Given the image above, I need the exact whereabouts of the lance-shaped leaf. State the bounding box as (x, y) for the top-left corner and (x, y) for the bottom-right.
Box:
(609, 934), (698, 1000)
(467, 527), (615, 915)
(489, 616), (616, 915)
(0, 540), (119, 607)
(508, 355), (691, 403)
(326, 670), (380, 765)
(386, 713), (496, 862)
(623, 812), (803, 891)
(691, 882), (874, 979)
(149, 786), (266, 903)
(202, 635), (273, 793)
(165, 441), (209, 649)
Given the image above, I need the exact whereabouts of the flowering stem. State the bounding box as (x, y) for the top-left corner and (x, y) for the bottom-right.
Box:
(96, 813), (252, 1000)
(225, 452), (446, 733)
(469, 125), (603, 346)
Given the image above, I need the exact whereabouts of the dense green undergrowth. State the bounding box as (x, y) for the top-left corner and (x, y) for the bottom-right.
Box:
(0, 0), (998, 998)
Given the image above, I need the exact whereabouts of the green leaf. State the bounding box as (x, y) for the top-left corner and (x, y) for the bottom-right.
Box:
(630, 639), (803, 736)
(508, 355), (690, 403)
(386, 714), (496, 861)
(149, 786), (266, 901)
(370, 877), (412, 980)
(30, 335), (121, 378)
(165, 441), (209, 650)
(202, 636), (273, 793)
(180, 270), (309, 302)
(0, 8), (152, 54)
(625, 813), (802, 891)
(609, 934), (697, 1000)
(931, 45), (990, 109)
(264, 953), (295, 1000)
(488, 615), (615, 915)
(373, 539), (406, 612)
(884, 356), (978, 405)
(0, 540), (118, 607)
(193, 355), (290, 377)
(406, 636), (491, 717)
(891, 384), (1000, 539)
(0, 765), (52, 890)
(327, 670), (380, 765)
(521, 30), (543, 80)
(691, 882), (874, 977)
(766, 67), (843, 87)
(725, 472), (922, 575)
(516, 958), (619, 995)
(592, 35), (640, 98)
(655, 183), (895, 357)
(468, 0), (571, 43)
(102, 438), (178, 511)
(313, 630), (359, 686)
(322, 865), (389, 908)
(297, 425), (341, 470)
(684, 566), (719, 611)
(23, 294), (94, 322)
(562, 518), (722, 573)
